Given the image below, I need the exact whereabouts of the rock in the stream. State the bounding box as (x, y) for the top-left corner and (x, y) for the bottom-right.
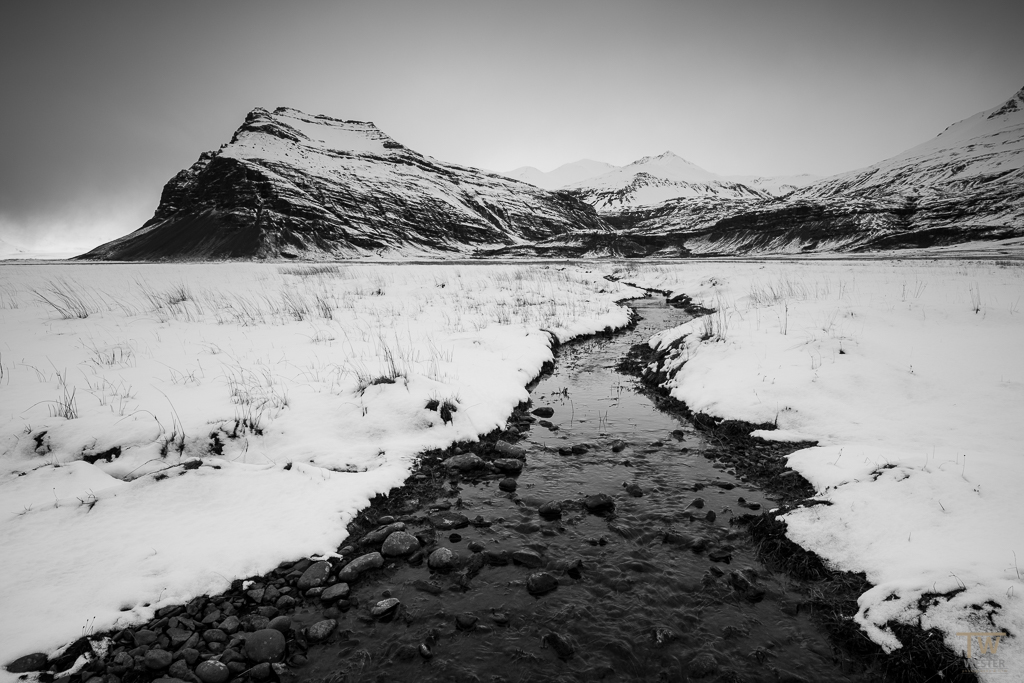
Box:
(512, 549), (544, 568)
(688, 652), (719, 678)
(428, 547), (461, 570)
(443, 453), (485, 471)
(381, 531), (420, 556)
(499, 477), (518, 492)
(455, 613), (479, 630)
(527, 572), (559, 595)
(494, 440), (527, 459)
(245, 629), (286, 663)
(320, 582), (350, 602)
(532, 407), (555, 418)
(542, 632), (575, 659)
(492, 458), (523, 474)
(360, 522), (406, 547)
(307, 619), (337, 642)
(297, 561), (331, 590)
(623, 482), (644, 497)
(584, 493), (615, 514)
(429, 511), (469, 530)
(337, 552), (384, 581)
(195, 660), (230, 683)
(688, 497), (706, 509)
(611, 439), (627, 452)
(538, 501), (562, 520)
(370, 598), (401, 618)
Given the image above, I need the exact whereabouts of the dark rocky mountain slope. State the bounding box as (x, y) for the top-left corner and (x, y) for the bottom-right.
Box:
(78, 108), (607, 260)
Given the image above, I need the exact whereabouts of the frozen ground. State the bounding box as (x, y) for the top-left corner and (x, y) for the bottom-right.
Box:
(614, 258), (1024, 681)
(0, 263), (631, 675)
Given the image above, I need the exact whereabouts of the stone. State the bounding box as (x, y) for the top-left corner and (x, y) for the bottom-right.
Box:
(688, 497), (706, 509)
(306, 619), (337, 642)
(526, 572), (558, 595)
(135, 629), (159, 645)
(428, 511), (469, 530)
(705, 511), (717, 522)
(455, 613), (478, 630)
(538, 501), (562, 520)
(571, 445), (588, 455)
(297, 561), (331, 590)
(337, 552), (384, 582)
(320, 582), (351, 602)
(708, 549), (732, 563)
(267, 616), (291, 634)
(370, 598), (401, 618)
(180, 648), (200, 666)
(360, 522), (406, 547)
(498, 477), (518, 492)
(381, 531), (420, 556)
(218, 615), (240, 634)
(144, 649), (173, 670)
(584, 493), (615, 514)
(531, 407), (554, 418)
(611, 440), (627, 452)
(244, 629), (286, 663)
(249, 662), (273, 681)
(168, 659), (192, 681)
(468, 541), (485, 553)
(483, 549), (510, 565)
(5, 653), (48, 673)
(688, 652), (718, 678)
(443, 453), (485, 471)
(542, 632), (575, 659)
(493, 440), (527, 459)
(194, 660), (229, 683)
(166, 627), (193, 648)
(624, 482), (644, 497)
(557, 447), (573, 456)
(512, 549), (544, 568)
(427, 547), (461, 570)
(491, 458), (523, 474)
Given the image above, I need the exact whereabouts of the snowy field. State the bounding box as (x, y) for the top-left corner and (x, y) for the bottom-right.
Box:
(0, 263), (631, 674)
(616, 258), (1024, 680)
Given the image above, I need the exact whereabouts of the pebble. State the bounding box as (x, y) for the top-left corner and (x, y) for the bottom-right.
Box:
(267, 616), (291, 634)
(168, 660), (191, 681)
(337, 552), (384, 582)
(381, 531), (420, 556)
(166, 627), (193, 647)
(571, 445), (588, 455)
(705, 510), (717, 522)
(512, 549), (544, 568)
(360, 522), (407, 547)
(542, 632), (575, 659)
(498, 477), (518, 492)
(134, 629), (158, 645)
(468, 541), (485, 553)
(443, 453), (485, 471)
(494, 440), (527, 459)
(623, 482), (644, 497)
(244, 629), (286, 663)
(219, 615), (240, 634)
(531, 407), (554, 418)
(5, 653), (48, 673)
(557, 446), (573, 456)
(538, 501), (562, 519)
(195, 660), (230, 683)
(492, 458), (523, 474)
(307, 619), (337, 642)
(526, 572), (559, 595)
(370, 598), (401, 618)
(249, 662), (273, 681)
(688, 652), (718, 678)
(296, 561), (331, 590)
(428, 511), (470, 530)
(419, 644), (433, 659)
(583, 493), (615, 514)
(427, 547), (461, 570)
(448, 532), (462, 542)
(455, 613), (479, 630)
(611, 439), (627, 452)
(144, 649), (173, 670)
(688, 497), (706, 509)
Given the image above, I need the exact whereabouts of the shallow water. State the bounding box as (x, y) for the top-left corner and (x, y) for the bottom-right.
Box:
(291, 297), (871, 683)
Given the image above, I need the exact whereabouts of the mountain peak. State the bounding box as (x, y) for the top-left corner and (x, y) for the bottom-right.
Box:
(987, 86), (1024, 119)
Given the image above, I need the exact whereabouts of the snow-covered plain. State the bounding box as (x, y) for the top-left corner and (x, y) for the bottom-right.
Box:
(615, 259), (1024, 680)
(0, 263), (632, 675)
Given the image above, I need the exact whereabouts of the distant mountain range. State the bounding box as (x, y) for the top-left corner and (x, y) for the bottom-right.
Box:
(79, 87), (1023, 260)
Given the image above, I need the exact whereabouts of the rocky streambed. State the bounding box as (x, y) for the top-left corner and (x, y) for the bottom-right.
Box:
(7, 296), (961, 683)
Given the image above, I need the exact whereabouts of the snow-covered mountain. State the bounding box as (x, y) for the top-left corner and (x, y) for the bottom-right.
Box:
(503, 159), (618, 190)
(494, 87), (1023, 257)
(79, 108), (607, 260)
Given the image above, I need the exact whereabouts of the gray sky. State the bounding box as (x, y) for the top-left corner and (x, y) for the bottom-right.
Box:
(2, 0), (1021, 251)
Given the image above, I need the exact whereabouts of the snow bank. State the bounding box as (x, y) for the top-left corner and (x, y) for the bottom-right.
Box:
(0, 262), (632, 674)
(614, 259), (1024, 680)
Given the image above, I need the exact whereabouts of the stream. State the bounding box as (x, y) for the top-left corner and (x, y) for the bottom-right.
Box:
(287, 296), (875, 683)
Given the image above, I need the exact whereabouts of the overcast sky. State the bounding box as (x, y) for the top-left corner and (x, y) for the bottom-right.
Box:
(2, 0), (1021, 251)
